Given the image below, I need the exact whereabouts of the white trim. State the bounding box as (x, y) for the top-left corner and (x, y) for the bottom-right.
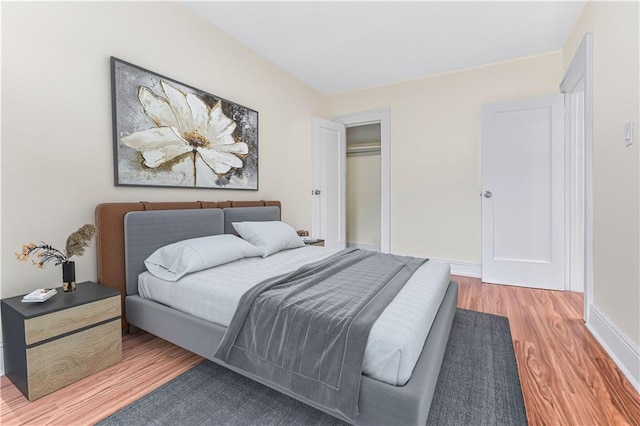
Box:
(587, 305), (640, 393)
(334, 109), (391, 253)
(560, 33), (593, 321)
(564, 87), (586, 293)
(0, 340), (4, 376)
(430, 257), (482, 278)
(347, 242), (380, 252)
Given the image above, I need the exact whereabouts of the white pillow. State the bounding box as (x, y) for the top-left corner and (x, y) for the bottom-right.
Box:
(144, 234), (262, 281)
(232, 221), (305, 257)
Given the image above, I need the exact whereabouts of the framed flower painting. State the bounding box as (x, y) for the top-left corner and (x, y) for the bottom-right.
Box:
(110, 57), (258, 190)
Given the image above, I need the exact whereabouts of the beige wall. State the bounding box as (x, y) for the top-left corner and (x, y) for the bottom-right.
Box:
(1, 2), (325, 299)
(347, 155), (381, 247)
(3, 2), (637, 352)
(563, 1), (640, 346)
(328, 52), (563, 262)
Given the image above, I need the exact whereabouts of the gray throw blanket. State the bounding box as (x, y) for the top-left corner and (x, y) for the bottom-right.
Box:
(215, 249), (426, 422)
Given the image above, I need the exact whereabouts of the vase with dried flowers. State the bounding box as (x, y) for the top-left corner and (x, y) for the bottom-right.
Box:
(15, 224), (97, 292)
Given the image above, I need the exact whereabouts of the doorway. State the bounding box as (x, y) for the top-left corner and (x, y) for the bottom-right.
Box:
(560, 33), (593, 321)
(335, 109), (390, 253)
(346, 124), (381, 251)
(479, 34), (593, 305)
(311, 109), (391, 253)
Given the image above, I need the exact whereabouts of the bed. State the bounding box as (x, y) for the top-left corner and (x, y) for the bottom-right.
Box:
(95, 201), (458, 425)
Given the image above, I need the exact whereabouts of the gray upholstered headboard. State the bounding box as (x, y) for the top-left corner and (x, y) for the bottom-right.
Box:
(123, 206), (281, 296)
(223, 206), (281, 235)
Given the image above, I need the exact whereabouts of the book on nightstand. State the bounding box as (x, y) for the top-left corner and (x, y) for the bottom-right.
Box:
(302, 237), (324, 245)
(21, 288), (57, 303)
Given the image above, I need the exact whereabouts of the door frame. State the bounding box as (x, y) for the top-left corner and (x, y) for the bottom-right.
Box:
(560, 33), (593, 322)
(334, 109), (391, 253)
(563, 85), (585, 294)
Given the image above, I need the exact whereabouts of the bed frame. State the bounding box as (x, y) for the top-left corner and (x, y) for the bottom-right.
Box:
(95, 201), (457, 425)
(95, 200), (282, 331)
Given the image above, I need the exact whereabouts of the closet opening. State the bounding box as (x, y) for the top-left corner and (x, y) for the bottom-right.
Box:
(346, 123), (381, 252)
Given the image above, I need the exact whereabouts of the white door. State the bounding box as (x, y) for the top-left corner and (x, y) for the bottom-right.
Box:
(481, 94), (565, 290)
(311, 117), (346, 249)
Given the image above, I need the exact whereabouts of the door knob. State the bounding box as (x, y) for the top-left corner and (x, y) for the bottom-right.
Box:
(483, 191), (492, 198)
(312, 190), (321, 195)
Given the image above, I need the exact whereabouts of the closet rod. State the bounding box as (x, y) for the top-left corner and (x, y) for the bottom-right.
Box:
(346, 143), (381, 155)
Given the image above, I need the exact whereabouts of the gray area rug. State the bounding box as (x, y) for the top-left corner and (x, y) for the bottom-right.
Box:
(426, 309), (527, 426)
(98, 309), (527, 425)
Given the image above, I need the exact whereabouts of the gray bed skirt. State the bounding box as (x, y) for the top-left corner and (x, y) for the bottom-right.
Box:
(125, 280), (458, 425)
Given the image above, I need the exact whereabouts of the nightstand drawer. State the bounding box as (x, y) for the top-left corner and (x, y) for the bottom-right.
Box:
(26, 318), (122, 400)
(2, 282), (122, 401)
(24, 295), (120, 345)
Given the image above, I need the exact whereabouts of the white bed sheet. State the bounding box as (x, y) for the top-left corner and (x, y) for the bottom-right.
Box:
(138, 246), (450, 386)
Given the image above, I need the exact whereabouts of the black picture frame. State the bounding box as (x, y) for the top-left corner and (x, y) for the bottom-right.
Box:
(110, 57), (258, 190)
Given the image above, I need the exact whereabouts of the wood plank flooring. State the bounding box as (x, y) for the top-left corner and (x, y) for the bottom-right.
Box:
(1, 331), (202, 425)
(1, 276), (639, 425)
(455, 276), (640, 425)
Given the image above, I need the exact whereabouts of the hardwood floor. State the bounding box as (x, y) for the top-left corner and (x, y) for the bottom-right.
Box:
(1, 277), (639, 425)
(455, 276), (640, 426)
(1, 332), (203, 425)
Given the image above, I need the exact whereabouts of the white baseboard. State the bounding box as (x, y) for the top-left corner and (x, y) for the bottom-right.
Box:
(587, 304), (640, 393)
(429, 257), (482, 278)
(348, 246), (482, 279)
(347, 242), (380, 252)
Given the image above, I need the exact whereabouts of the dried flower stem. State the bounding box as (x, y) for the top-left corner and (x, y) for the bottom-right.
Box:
(65, 224), (97, 258)
(15, 224), (97, 270)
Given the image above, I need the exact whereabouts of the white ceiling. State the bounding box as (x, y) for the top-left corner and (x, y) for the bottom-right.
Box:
(186, 1), (584, 95)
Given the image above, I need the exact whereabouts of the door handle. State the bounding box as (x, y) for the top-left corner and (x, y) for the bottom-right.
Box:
(483, 191), (492, 198)
(312, 190), (321, 195)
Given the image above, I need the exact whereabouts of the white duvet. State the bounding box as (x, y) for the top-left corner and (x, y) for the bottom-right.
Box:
(138, 246), (450, 386)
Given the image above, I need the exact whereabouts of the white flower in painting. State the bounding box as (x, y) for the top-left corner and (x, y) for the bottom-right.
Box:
(121, 80), (248, 176)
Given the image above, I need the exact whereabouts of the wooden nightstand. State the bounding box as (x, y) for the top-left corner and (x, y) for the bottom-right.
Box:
(304, 239), (325, 247)
(1, 281), (122, 401)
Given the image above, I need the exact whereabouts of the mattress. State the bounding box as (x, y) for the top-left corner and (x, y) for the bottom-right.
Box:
(138, 246), (450, 386)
